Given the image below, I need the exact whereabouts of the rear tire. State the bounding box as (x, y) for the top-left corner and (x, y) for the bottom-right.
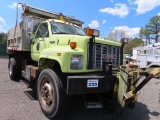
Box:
(37, 69), (70, 119)
(9, 58), (21, 80)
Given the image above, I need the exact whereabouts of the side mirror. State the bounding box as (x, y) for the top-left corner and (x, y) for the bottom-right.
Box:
(121, 38), (129, 44)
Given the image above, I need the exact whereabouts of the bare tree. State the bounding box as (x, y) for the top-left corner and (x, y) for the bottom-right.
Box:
(105, 29), (128, 42)
(119, 30), (127, 38)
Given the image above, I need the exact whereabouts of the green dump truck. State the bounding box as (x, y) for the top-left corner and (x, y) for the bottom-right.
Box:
(7, 3), (160, 119)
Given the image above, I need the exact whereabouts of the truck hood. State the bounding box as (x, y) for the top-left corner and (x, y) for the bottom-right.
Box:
(50, 34), (121, 48)
(71, 35), (121, 47)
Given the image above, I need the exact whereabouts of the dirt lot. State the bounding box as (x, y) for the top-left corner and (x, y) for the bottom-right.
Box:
(0, 56), (160, 120)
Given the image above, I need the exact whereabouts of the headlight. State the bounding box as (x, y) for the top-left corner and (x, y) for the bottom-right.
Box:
(70, 55), (83, 69)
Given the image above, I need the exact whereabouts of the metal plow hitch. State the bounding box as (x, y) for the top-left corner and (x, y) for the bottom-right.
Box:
(133, 68), (160, 94)
(115, 65), (160, 114)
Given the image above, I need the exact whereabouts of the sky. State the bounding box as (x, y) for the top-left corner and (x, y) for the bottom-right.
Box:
(0, 0), (160, 38)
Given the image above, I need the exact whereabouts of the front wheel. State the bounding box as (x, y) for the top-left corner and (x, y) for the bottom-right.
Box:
(37, 69), (70, 119)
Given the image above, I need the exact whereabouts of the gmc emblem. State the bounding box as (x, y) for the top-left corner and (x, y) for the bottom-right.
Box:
(102, 54), (116, 59)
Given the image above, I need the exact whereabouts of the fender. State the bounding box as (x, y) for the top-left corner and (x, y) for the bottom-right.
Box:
(39, 49), (69, 72)
(148, 62), (160, 68)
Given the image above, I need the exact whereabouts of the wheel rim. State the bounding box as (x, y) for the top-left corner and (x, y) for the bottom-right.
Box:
(40, 80), (54, 108)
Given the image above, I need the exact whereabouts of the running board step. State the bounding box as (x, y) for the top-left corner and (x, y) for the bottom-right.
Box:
(83, 94), (103, 108)
(21, 69), (36, 88)
(20, 78), (30, 88)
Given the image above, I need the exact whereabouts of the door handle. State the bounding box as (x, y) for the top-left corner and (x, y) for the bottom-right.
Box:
(36, 42), (40, 51)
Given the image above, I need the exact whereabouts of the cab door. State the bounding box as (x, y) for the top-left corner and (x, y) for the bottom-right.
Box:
(31, 22), (49, 61)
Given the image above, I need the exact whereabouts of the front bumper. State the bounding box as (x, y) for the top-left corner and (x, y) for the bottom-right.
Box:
(67, 75), (117, 94)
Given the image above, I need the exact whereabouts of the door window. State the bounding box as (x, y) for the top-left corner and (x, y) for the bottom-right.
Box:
(36, 23), (49, 37)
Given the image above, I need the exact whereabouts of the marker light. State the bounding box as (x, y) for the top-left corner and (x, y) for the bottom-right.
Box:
(24, 7), (29, 12)
(57, 53), (61, 56)
(60, 16), (64, 21)
(70, 42), (77, 49)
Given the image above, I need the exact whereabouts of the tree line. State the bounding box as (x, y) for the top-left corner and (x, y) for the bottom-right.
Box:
(105, 15), (160, 53)
(139, 15), (160, 45)
(0, 33), (7, 44)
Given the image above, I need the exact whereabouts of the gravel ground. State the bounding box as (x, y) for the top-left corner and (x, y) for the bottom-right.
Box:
(0, 56), (160, 120)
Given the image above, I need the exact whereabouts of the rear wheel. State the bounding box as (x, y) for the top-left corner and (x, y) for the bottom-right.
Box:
(9, 58), (21, 80)
(37, 69), (70, 119)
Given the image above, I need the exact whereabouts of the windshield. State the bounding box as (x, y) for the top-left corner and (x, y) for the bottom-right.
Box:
(51, 22), (85, 36)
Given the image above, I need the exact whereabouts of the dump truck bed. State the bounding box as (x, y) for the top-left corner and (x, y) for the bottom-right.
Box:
(7, 16), (45, 51)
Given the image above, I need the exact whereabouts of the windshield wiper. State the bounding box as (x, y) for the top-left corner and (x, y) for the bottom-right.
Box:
(54, 32), (69, 34)
(75, 33), (85, 36)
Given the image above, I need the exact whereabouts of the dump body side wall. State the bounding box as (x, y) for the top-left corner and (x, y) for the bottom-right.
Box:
(7, 15), (45, 52)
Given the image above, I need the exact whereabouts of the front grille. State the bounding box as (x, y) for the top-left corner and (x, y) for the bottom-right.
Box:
(88, 43), (121, 68)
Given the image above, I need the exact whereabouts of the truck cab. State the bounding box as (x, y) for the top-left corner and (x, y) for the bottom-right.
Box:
(31, 19), (85, 62)
(28, 18), (122, 73)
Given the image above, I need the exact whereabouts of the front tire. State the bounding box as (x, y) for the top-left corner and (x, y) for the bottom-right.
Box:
(37, 69), (70, 119)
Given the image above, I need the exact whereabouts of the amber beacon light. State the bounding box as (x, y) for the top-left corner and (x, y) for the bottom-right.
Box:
(86, 28), (99, 37)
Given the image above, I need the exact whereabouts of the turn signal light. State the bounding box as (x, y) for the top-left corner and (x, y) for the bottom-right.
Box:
(70, 42), (77, 49)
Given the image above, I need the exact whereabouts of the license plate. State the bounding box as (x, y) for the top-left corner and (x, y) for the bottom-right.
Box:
(87, 79), (98, 88)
